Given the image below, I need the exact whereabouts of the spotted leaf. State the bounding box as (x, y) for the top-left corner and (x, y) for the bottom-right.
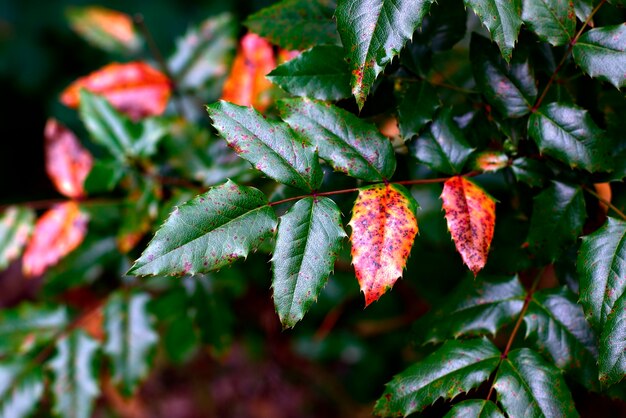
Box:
(349, 183), (419, 306)
(441, 176), (496, 275)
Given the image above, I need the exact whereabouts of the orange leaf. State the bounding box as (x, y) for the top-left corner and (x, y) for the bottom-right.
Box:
(22, 202), (89, 277)
(45, 118), (93, 199)
(221, 33), (276, 112)
(67, 6), (140, 52)
(349, 183), (419, 306)
(60, 62), (171, 120)
(441, 176), (495, 275)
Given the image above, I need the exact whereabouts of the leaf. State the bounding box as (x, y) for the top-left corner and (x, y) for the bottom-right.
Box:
(49, 330), (100, 418)
(397, 81), (440, 140)
(574, 0), (593, 22)
(526, 181), (586, 262)
(267, 45), (351, 100)
(335, 0), (435, 108)
(349, 183), (418, 306)
(278, 97), (396, 181)
(191, 276), (234, 355)
(441, 176), (496, 275)
(117, 178), (160, 253)
(528, 102), (609, 172)
(470, 33), (537, 118)
(494, 348), (579, 417)
(599, 292), (626, 386)
(374, 338), (501, 417)
(572, 24), (626, 89)
(521, 0), (576, 46)
(272, 197), (346, 327)
(128, 180), (277, 277)
(244, 0), (339, 50)
(220, 33), (276, 112)
(83, 159), (125, 194)
(104, 291), (158, 396)
(510, 157), (550, 187)
(464, 0), (522, 62)
(79, 90), (168, 161)
(414, 275), (525, 344)
(0, 206), (34, 271)
(524, 287), (600, 390)
(472, 151), (509, 172)
(444, 400), (505, 418)
(0, 360), (44, 418)
(61, 62), (171, 120)
(66, 6), (141, 53)
(44, 118), (93, 199)
(22, 202), (89, 277)
(207, 100), (322, 191)
(410, 109), (475, 174)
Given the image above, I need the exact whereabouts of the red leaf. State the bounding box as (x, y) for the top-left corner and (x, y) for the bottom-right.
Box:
(45, 119), (93, 199)
(441, 176), (496, 275)
(22, 202), (89, 277)
(349, 183), (419, 306)
(60, 62), (171, 120)
(221, 33), (276, 112)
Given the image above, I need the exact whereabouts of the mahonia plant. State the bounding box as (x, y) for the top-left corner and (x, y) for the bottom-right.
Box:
(0, 0), (625, 416)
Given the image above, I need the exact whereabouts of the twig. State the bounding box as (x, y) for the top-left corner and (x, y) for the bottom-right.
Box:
(583, 184), (626, 221)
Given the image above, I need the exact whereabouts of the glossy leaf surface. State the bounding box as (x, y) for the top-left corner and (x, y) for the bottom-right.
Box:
(335, 0), (434, 108)
(66, 6), (141, 53)
(129, 181), (277, 276)
(397, 81), (440, 140)
(349, 183), (418, 306)
(61, 62), (171, 120)
(374, 338), (501, 416)
(22, 202), (89, 277)
(572, 24), (626, 89)
(267, 45), (351, 100)
(0, 304), (68, 357)
(464, 0), (522, 61)
(0, 207), (34, 271)
(272, 197), (346, 327)
(0, 360), (44, 418)
(444, 400), (505, 418)
(521, 0), (576, 46)
(278, 98), (396, 181)
(441, 176), (496, 275)
(599, 293), (626, 386)
(207, 100), (321, 191)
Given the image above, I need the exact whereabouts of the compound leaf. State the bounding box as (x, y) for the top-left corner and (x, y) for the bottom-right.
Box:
(572, 24), (626, 89)
(0, 206), (34, 271)
(464, 0), (522, 62)
(521, 0), (576, 46)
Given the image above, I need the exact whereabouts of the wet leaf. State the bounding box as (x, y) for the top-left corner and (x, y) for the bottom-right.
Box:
(61, 62), (171, 120)
(0, 207), (34, 271)
(572, 24), (626, 89)
(0, 360), (44, 418)
(464, 0), (522, 62)
(444, 400), (505, 418)
(521, 0), (576, 46)
(44, 118), (93, 198)
(128, 180), (277, 277)
(349, 183), (418, 306)
(66, 6), (141, 53)
(441, 176), (496, 275)
(22, 202), (89, 277)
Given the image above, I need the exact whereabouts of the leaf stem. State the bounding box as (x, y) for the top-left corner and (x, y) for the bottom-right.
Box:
(583, 184), (626, 221)
(531, 0), (606, 112)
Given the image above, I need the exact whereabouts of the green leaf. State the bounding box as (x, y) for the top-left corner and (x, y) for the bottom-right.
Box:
(413, 0), (467, 52)
(464, 0), (522, 61)
(267, 45), (351, 100)
(0, 304), (68, 357)
(278, 97), (396, 181)
(83, 159), (125, 194)
(207, 100), (322, 192)
(526, 181), (586, 262)
(510, 157), (550, 187)
(444, 400), (505, 418)
(410, 108), (475, 175)
(49, 330), (100, 418)
(0, 206), (34, 270)
(0, 360), (44, 418)
(104, 291), (158, 396)
(374, 338), (501, 417)
(528, 102), (609, 172)
(397, 81), (440, 140)
(470, 33), (536, 118)
(335, 0), (435, 108)
(572, 24), (626, 89)
(521, 0), (576, 46)
(244, 0), (339, 50)
(494, 348), (579, 417)
(129, 181), (277, 276)
(414, 275), (525, 344)
(272, 197), (346, 327)
(574, 0), (593, 22)
(524, 287), (600, 390)
(79, 90), (168, 161)
(599, 292), (626, 386)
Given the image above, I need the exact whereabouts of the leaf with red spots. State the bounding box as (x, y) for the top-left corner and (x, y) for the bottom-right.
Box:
(441, 176), (496, 275)
(221, 33), (276, 112)
(22, 202), (89, 277)
(66, 6), (141, 53)
(44, 119), (93, 199)
(60, 62), (171, 120)
(349, 183), (419, 306)
(128, 180), (277, 277)
(521, 0), (575, 46)
(0, 207), (35, 271)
